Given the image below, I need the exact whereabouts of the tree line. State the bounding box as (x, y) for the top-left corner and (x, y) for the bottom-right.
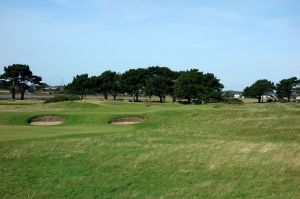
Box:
(0, 64), (42, 100)
(65, 66), (224, 103)
(1, 64), (299, 103)
(243, 78), (300, 103)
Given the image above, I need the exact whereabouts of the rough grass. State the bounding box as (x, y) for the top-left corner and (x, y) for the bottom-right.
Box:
(0, 100), (299, 198)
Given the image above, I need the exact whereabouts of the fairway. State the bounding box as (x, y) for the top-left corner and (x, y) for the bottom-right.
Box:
(0, 100), (300, 198)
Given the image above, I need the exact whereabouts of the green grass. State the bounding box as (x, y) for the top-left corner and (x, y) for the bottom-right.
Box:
(0, 100), (300, 198)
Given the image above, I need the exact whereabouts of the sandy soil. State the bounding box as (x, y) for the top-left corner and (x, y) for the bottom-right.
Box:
(29, 116), (64, 126)
(111, 117), (144, 125)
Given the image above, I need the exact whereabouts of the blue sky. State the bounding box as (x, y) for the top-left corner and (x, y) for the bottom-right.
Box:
(0, 0), (299, 90)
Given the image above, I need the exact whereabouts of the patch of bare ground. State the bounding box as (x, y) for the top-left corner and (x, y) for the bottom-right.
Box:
(110, 117), (144, 125)
(29, 116), (64, 126)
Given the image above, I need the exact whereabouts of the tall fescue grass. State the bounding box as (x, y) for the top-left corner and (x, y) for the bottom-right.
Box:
(44, 94), (80, 103)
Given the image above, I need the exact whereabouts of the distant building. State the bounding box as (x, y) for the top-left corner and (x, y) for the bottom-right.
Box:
(233, 94), (244, 99)
(44, 86), (65, 91)
(37, 86), (65, 94)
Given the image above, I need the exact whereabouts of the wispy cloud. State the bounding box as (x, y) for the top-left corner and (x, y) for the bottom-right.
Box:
(1, 0), (299, 88)
(44, 0), (298, 32)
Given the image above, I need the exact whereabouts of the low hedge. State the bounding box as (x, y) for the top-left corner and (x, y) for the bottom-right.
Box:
(44, 95), (80, 103)
(223, 98), (244, 104)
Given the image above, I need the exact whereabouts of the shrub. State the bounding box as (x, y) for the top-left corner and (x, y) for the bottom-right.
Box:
(178, 100), (191, 104)
(191, 99), (200, 105)
(44, 95), (80, 103)
(223, 98), (243, 104)
(277, 98), (288, 103)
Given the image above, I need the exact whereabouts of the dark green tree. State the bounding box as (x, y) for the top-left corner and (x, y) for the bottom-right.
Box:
(167, 71), (181, 103)
(295, 87), (300, 96)
(0, 78), (10, 90)
(87, 75), (103, 97)
(144, 78), (154, 101)
(145, 66), (174, 103)
(121, 68), (147, 102)
(98, 71), (121, 100)
(1, 64), (42, 100)
(65, 74), (91, 99)
(276, 77), (300, 102)
(201, 73), (224, 103)
(175, 69), (223, 103)
(145, 76), (169, 102)
(175, 69), (203, 103)
(243, 79), (275, 103)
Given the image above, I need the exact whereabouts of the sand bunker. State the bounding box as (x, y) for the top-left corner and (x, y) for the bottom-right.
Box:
(110, 117), (145, 125)
(29, 116), (64, 126)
